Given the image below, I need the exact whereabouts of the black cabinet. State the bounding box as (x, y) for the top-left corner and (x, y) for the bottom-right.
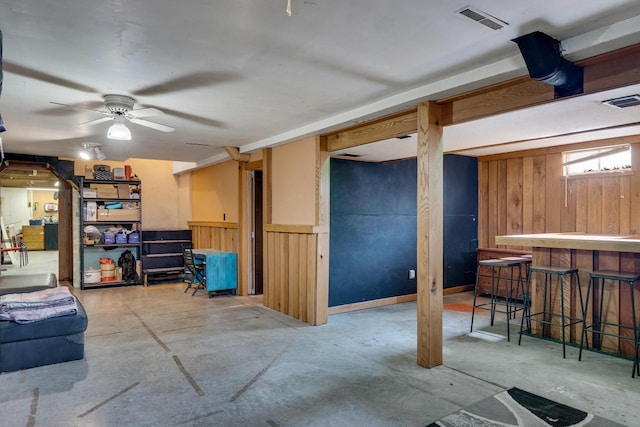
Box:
(44, 223), (59, 250)
(142, 229), (192, 285)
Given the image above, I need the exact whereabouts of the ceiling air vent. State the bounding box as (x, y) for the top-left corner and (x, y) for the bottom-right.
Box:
(457, 6), (508, 30)
(602, 95), (640, 109)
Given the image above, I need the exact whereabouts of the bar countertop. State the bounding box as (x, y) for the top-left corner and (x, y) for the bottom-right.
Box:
(495, 233), (640, 253)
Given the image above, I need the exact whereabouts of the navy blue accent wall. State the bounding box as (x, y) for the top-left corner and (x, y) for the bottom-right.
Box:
(329, 155), (478, 307)
(330, 158), (417, 306)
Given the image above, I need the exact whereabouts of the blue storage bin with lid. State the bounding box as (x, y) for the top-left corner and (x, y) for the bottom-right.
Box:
(116, 231), (128, 244)
(103, 232), (115, 245)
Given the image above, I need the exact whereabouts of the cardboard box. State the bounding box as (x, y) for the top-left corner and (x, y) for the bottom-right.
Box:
(97, 187), (118, 198)
(82, 188), (97, 198)
(86, 202), (97, 221)
(113, 167), (125, 180)
(97, 208), (140, 222)
(116, 184), (130, 198)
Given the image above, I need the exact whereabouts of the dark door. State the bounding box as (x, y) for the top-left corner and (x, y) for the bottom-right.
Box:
(253, 171), (264, 294)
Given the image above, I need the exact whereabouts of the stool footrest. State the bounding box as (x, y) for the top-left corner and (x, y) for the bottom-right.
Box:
(526, 311), (583, 328)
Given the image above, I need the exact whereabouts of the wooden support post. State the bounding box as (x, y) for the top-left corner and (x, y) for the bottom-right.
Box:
(313, 136), (330, 325)
(224, 146), (251, 163)
(263, 148), (273, 307)
(237, 161), (248, 296)
(416, 101), (443, 368)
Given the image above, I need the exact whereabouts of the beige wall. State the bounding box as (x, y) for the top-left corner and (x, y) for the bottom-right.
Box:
(73, 159), (185, 229)
(272, 137), (316, 225)
(177, 172), (192, 228)
(191, 160), (238, 222)
(31, 190), (59, 221)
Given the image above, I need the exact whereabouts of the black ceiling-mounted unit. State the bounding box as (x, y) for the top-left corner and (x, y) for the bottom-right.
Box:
(512, 31), (583, 99)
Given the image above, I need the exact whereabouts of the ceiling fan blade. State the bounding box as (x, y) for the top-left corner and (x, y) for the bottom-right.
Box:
(143, 104), (225, 128)
(78, 117), (113, 127)
(37, 101), (105, 116)
(128, 118), (174, 132)
(49, 101), (110, 115)
(4, 61), (98, 93)
(132, 71), (240, 96)
(127, 107), (164, 118)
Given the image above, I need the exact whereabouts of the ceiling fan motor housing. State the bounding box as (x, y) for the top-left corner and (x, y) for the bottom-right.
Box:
(104, 94), (135, 115)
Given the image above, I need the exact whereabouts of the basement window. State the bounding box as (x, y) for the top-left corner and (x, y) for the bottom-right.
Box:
(563, 144), (632, 176)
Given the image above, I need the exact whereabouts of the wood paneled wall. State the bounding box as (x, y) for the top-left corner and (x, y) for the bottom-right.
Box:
(188, 220), (242, 293)
(478, 140), (640, 248)
(479, 139), (640, 357)
(264, 225), (328, 325)
(188, 221), (240, 253)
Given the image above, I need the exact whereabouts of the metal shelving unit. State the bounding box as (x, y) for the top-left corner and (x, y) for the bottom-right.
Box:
(80, 178), (142, 289)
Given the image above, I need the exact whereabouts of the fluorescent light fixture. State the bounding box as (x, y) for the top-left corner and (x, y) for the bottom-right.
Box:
(107, 116), (131, 140)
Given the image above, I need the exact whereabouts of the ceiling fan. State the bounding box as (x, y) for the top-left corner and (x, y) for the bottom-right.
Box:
(51, 94), (174, 140)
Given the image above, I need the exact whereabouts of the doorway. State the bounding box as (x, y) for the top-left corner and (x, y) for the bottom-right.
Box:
(251, 170), (263, 294)
(0, 162), (72, 282)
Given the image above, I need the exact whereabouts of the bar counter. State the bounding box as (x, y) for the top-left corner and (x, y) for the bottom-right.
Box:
(494, 233), (640, 357)
(495, 233), (640, 253)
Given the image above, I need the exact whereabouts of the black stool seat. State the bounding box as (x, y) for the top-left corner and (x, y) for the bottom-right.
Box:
(519, 265), (583, 358)
(479, 258), (524, 267)
(590, 270), (640, 281)
(471, 258), (527, 341)
(530, 265), (578, 275)
(579, 270), (640, 378)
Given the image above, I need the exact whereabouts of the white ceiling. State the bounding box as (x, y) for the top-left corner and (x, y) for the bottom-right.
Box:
(2, 1), (640, 169)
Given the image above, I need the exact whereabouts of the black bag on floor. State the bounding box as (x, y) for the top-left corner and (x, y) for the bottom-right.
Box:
(118, 250), (139, 283)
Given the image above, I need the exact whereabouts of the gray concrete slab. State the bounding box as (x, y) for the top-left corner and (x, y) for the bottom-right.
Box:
(0, 284), (637, 426)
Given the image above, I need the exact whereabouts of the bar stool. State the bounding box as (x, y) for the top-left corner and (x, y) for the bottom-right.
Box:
(501, 256), (532, 284)
(579, 270), (640, 378)
(518, 265), (583, 358)
(470, 258), (527, 341)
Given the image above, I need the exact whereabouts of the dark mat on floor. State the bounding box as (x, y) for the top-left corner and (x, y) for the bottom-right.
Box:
(427, 387), (623, 426)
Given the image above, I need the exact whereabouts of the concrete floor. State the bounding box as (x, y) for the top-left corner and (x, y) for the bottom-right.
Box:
(1, 249), (58, 277)
(1, 262), (639, 426)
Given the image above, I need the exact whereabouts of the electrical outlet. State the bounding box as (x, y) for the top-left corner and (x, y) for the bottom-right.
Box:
(408, 269), (416, 280)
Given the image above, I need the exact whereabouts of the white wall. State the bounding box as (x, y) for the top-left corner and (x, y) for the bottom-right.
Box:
(0, 187), (31, 234)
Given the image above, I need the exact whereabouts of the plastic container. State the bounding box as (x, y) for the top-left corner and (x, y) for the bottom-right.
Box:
(103, 232), (115, 245)
(116, 232), (128, 244)
(100, 258), (116, 282)
(128, 232), (140, 243)
(83, 268), (101, 283)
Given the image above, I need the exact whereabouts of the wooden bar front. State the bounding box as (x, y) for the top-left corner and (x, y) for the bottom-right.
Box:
(495, 233), (640, 356)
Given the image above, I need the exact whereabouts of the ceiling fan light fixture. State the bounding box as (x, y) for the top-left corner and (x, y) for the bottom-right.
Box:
(107, 117), (132, 140)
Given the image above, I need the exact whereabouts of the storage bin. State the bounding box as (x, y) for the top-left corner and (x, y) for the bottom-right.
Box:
(100, 258), (116, 282)
(128, 232), (140, 243)
(83, 269), (101, 283)
(116, 232), (128, 244)
(103, 232), (115, 245)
